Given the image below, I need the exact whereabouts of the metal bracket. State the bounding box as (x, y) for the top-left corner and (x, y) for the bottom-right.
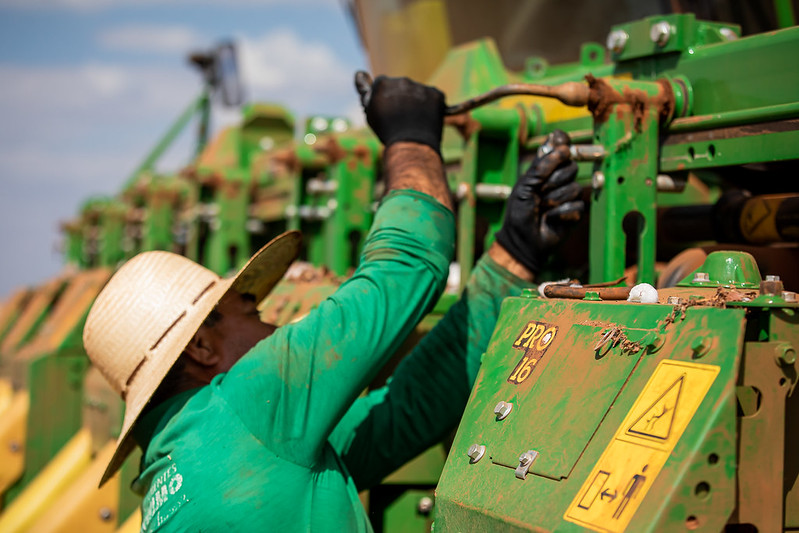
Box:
(515, 450), (539, 480)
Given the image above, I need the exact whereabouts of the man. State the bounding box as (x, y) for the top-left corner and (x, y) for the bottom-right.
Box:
(83, 75), (580, 531)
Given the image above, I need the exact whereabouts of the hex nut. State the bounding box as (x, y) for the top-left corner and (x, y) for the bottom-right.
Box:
(650, 21), (672, 46)
(606, 30), (629, 54)
(467, 444), (486, 463)
(494, 401), (513, 420)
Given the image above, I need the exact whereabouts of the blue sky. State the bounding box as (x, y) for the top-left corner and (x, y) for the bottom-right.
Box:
(0, 0), (368, 298)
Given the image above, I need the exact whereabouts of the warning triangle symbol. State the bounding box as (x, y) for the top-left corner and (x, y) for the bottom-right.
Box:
(627, 374), (684, 440)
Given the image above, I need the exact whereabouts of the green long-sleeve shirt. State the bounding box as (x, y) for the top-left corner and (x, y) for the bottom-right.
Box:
(132, 190), (455, 532)
(131, 190), (532, 532)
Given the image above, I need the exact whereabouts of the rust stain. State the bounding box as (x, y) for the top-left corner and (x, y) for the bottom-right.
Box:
(586, 74), (674, 131)
(444, 113), (481, 140)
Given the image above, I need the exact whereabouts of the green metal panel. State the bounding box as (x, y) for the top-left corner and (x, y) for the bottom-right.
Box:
(436, 290), (744, 531)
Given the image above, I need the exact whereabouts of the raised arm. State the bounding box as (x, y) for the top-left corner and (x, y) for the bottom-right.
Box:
(331, 131), (585, 489)
(218, 75), (457, 466)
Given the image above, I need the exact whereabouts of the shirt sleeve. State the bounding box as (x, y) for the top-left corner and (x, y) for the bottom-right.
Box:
(217, 190), (455, 466)
(329, 253), (533, 490)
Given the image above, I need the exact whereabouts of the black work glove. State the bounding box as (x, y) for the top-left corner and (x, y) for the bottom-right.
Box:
(355, 72), (446, 155)
(494, 130), (584, 274)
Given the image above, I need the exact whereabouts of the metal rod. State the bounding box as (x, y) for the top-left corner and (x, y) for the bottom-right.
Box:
(668, 101), (799, 133)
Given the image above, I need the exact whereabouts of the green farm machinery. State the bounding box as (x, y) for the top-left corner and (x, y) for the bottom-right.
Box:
(0, 4), (798, 532)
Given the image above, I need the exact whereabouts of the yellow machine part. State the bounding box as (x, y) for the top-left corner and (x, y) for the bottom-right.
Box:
(0, 389), (29, 496)
(0, 378), (13, 415)
(0, 428), (92, 532)
(116, 508), (141, 533)
(27, 439), (120, 533)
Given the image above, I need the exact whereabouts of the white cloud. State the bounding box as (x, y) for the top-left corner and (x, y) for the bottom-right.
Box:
(99, 25), (206, 55)
(0, 24), (365, 297)
(237, 28), (361, 117)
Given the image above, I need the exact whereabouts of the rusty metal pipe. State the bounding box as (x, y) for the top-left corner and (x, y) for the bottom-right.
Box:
(354, 71), (590, 116)
(543, 285), (632, 300)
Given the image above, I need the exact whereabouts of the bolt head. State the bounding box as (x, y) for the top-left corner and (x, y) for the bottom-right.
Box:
(783, 291), (798, 303)
(592, 171), (605, 189)
(99, 507), (113, 521)
(606, 30), (629, 54)
(766, 274), (781, 282)
(693, 272), (710, 283)
(650, 21), (672, 46)
(719, 27), (738, 41)
(691, 336), (710, 354)
(667, 296), (683, 305)
(494, 401), (513, 420)
(776, 344), (796, 366)
(519, 454), (531, 465)
(467, 444), (486, 463)
(417, 496), (434, 515)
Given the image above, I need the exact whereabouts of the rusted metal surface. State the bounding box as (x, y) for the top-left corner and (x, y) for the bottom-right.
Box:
(443, 81), (590, 115)
(543, 284), (632, 300)
(585, 74), (675, 129)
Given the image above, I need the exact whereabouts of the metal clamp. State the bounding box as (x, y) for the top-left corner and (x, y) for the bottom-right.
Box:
(515, 450), (539, 480)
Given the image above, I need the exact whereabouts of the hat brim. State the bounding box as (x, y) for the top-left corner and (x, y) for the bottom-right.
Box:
(98, 230), (302, 486)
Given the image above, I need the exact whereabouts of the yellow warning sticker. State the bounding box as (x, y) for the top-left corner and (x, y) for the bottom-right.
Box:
(564, 360), (719, 533)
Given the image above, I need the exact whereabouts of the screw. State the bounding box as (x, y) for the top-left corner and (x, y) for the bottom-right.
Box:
(417, 496), (434, 516)
(693, 272), (710, 283)
(650, 21), (672, 46)
(667, 296), (683, 305)
(99, 507), (114, 522)
(467, 444), (486, 463)
(606, 30), (629, 54)
(592, 171), (605, 189)
(776, 344), (796, 366)
(494, 401), (513, 420)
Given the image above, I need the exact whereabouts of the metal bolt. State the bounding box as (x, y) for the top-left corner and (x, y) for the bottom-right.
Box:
(667, 296), (683, 305)
(783, 291), (797, 303)
(521, 288), (537, 299)
(467, 444), (486, 463)
(99, 507), (113, 522)
(592, 171), (605, 189)
(775, 344), (796, 366)
(691, 336), (710, 356)
(417, 496), (434, 516)
(494, 401), (513, 420)
(766, 274), (781, 282)
(693, 272), (710, 283)
(515, 450), (539, 480)
(650, 21), (672, 46)
(606, 30), (629, 54)
(643, 331), (664, 352)
(719, 27), (738, 41)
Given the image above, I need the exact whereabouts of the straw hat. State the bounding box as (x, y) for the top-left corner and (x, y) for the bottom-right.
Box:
(83, 231), (301, 486)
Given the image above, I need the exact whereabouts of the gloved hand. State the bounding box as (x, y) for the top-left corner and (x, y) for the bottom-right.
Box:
(494, 130), (584, 275)
(355, 72), (446, 155)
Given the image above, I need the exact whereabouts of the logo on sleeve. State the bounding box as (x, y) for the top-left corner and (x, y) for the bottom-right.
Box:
(507, 321), (558, 385)
(141, 461), (188, 531)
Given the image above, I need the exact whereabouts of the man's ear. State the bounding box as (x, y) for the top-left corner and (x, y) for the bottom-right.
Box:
(183, 329), (221, 367)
